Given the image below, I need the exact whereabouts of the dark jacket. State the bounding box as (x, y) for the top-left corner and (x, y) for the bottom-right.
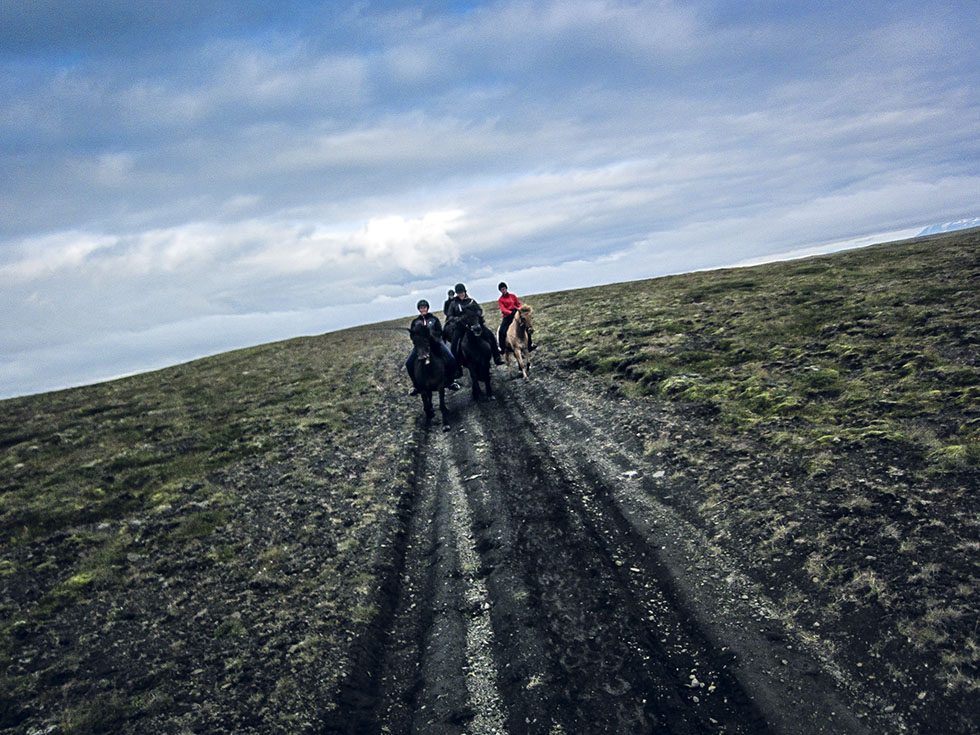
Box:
(411, 313), (444, 342)
(447, 296), (484, 323)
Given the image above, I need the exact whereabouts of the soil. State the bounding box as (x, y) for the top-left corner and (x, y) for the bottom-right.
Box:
(323, 361), (900, 735)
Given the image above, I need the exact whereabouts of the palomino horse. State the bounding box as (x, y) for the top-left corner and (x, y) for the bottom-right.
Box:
(504, 304), (534, 380)
(410, 324), (451, 429)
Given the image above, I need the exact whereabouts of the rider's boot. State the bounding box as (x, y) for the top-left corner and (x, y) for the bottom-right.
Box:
(491, 340), (504, 365)
(481, 330), (504, 364)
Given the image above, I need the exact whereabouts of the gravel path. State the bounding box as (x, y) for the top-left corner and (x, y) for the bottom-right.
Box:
(327, 363), (884, 734)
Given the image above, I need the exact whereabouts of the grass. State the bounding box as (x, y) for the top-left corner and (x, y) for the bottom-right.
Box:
(0, 323), (420, 732)
(539, 230), (979, 466)
(533, 228), (979, 717)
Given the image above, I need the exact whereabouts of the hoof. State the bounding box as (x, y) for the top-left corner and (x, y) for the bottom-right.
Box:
(443, 424), (451, 432)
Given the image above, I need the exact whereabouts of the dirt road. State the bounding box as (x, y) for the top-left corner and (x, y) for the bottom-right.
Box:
(326, 365), (885, 734)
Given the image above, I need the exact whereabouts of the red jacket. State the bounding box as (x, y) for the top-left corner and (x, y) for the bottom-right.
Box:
(498, 292), (522, 316)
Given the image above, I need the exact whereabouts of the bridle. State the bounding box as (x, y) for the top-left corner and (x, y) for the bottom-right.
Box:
(412, 327), (434, 365)
(516, 309), (533, 339)
(463, 313), (483, 337)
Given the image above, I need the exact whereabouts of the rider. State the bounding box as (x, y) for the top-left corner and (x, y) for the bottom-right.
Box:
(497, 281), (535, 353)
(446, 283), (505, 366)
(442, 288), (457, 318)
(406, 299), (460, 396)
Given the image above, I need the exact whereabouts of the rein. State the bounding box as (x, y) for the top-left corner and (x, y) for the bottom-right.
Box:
(515, 311), (532, 341)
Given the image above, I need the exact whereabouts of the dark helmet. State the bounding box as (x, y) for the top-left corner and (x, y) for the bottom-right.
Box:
(448, 289), (455, 297)
(498, 281), (508, 290)
(454, 283), (467, 294)
(416, 299), (429, 310)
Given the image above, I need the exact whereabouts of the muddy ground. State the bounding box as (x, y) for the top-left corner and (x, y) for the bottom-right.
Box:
(324, 361), (904, 735)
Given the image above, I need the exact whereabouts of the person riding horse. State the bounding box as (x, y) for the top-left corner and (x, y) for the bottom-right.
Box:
(442, 288), (456, 319)
(445, 283), (504, 367)
(497, 281), (535, 353)
(406, 300), (460, 396)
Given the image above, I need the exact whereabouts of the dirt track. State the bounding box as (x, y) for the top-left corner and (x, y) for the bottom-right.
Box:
(324, 362), (888, 734)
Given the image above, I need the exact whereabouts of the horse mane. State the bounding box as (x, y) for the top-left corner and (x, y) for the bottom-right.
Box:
(518, 304), (533, 314)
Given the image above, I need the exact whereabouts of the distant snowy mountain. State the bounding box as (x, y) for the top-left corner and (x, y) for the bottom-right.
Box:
(918, 218), (980, 236)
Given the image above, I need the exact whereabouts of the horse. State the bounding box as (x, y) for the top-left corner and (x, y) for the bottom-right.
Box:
(504, 304), (534, 380)
(457, 310), (494, 401)
(410, 323), (451, 429)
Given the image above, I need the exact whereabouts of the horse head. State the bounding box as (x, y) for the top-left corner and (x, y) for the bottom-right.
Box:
(517, 304), (534, 336)
(463, 310), (483, 337)
(411, 324), (434, 364)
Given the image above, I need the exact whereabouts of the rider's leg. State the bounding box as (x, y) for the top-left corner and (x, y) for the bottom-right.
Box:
(482, 328), (504, 364)
(498, 313), (513, 351)
(406, 351), (419, 395)
(451, 335), (464, 377)
(439, 342), (460, 389)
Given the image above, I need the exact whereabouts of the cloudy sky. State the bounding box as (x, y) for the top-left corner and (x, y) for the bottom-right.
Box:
(1, 1), (978, 398)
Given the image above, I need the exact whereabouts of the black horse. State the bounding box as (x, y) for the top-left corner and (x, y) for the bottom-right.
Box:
(457, 311), (494, 401)
(410, 323), (451, 429)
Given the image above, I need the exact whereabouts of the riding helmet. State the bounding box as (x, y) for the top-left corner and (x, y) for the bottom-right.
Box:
(498, 281), (507, 290)
(416, 299), (429, 309)
(454, 283), (467, 294)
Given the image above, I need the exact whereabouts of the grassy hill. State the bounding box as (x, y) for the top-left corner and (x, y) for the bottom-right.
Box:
(536, 228), (978, 721)
(1, 228), (977, 732)
(0, 328), (419, 731)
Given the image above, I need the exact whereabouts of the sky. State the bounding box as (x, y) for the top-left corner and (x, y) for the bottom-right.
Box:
(1, 1), (978, 399)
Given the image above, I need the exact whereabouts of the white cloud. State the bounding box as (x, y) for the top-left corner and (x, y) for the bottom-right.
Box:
(0, 231), (116, 281)
(1, 1), (977, 397)
(352, 211), (464, 275)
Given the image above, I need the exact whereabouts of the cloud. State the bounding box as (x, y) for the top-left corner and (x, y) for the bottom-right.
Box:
(2, 208), (465, 286)
(1, 0), (977, 397)
(352, 211), (463, 275)
(0, 231), (117, 281)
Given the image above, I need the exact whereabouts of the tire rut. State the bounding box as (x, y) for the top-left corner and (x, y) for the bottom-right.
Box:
(332, 370), (872, 734)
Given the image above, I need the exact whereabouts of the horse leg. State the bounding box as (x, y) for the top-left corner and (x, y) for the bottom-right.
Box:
(513, 347), (527, 380)
(438, 388), (450, 430)
(469, 367), (482, 399)
(422, 390), (435, 422)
